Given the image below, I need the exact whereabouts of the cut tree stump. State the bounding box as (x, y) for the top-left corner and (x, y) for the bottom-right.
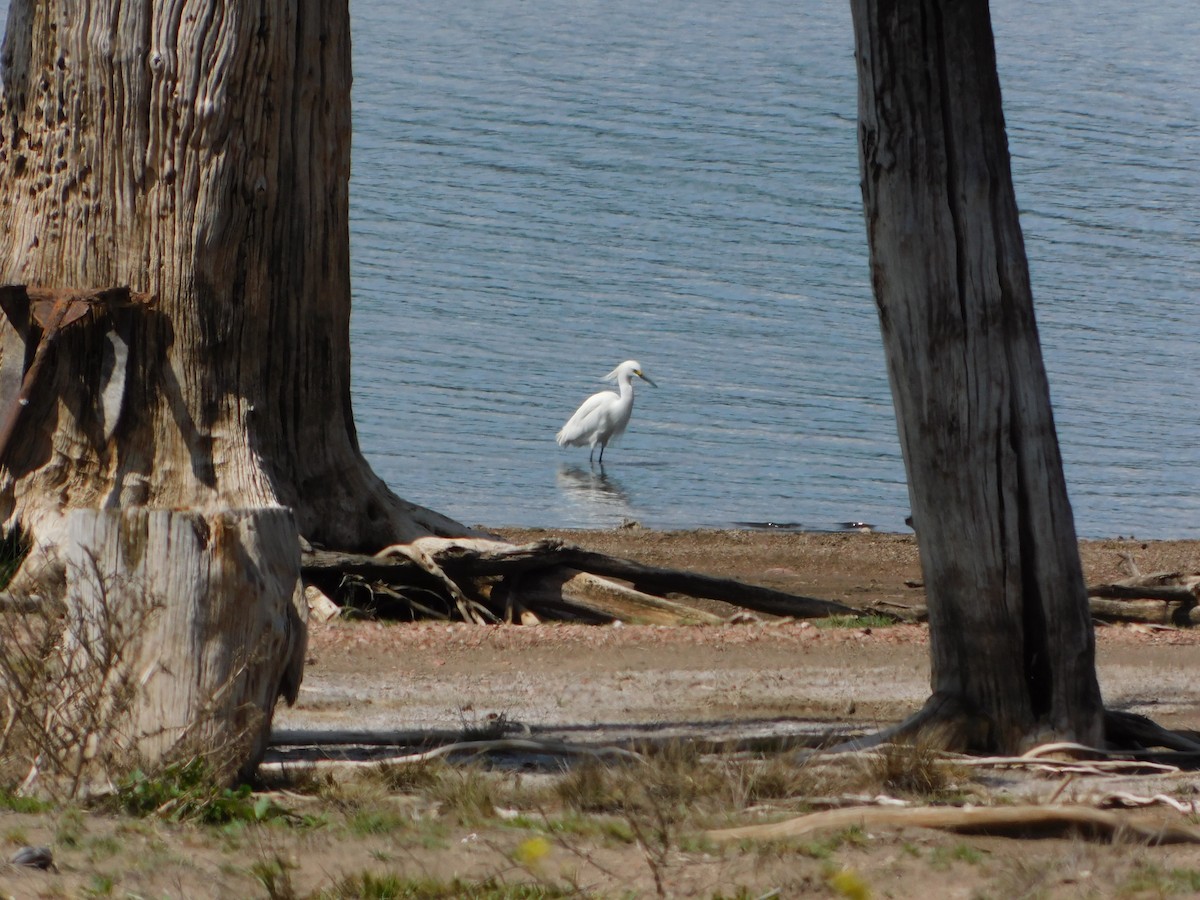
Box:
(49, 507), (305, 791)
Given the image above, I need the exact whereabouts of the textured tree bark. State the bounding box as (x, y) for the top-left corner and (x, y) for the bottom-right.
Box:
(850, 0), (1104, 751)
(0, 0), (464, 550)
(56, 507), (305, 786)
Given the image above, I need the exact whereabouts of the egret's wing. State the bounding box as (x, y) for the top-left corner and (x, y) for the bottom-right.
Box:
(556, 390), (615, 446)
(607, 404), (632, 442)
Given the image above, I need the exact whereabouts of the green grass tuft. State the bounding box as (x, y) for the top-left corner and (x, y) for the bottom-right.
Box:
(317, 872), (575, 899)
(0, 788), (53, 814)
(109, 758), (288, 825)
(0, 524), (29, 589)
(814, 614), (896, 629)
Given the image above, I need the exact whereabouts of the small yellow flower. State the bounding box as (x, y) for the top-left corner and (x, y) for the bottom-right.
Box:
(513, 836), (551, 867)
(828, 866), (871, 900)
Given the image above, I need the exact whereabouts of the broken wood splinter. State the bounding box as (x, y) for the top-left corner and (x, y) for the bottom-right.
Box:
(0, 284), (154, 467)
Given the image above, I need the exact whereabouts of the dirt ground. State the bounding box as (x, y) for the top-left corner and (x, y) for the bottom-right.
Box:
(6, 528), (1200, 898)
(287, 529), (1200, 744)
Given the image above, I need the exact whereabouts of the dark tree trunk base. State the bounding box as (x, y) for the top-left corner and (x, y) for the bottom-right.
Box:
(812, 696), (1200, 766)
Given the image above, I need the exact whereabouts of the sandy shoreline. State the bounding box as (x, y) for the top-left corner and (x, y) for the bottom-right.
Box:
(281, 528), (1200, 745)
(493, 525), (1200, 609)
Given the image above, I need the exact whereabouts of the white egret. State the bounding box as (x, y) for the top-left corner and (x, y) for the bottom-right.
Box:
(555, 360), (657, 464)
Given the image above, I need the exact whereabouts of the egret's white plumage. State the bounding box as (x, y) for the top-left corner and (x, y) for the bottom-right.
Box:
(555, 360), (657, 464)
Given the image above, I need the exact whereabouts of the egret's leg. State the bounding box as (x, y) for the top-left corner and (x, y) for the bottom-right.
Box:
(598, 443), (605, 464)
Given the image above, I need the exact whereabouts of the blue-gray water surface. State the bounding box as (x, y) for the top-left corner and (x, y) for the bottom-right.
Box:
(8, 2), (1192, 538)
(349, 0), (1198, 538)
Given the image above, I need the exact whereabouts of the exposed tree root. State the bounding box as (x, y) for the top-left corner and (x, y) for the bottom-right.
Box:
(805, 693), (989, 756)
(716, 687), (1200, 848)
(809, 697), (1200, 773)
(1104, 709), (1200, 755)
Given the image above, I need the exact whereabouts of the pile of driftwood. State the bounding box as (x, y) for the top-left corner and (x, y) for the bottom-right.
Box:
(302, 537), (861, 626)
(1087, 568), (1200, 627)
(301, 536), (1200, 628)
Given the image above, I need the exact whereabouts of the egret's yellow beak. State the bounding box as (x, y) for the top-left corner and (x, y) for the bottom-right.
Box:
(636, 371), (658, 388)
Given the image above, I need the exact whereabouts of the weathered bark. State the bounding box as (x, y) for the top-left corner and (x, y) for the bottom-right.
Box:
(19, 508), (304, 794)
(851, 0), (1103, 750)
(0, 0), (464, 550)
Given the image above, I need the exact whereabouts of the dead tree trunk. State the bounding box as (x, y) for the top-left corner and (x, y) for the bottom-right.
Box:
(850, 0), (1104, 751)
(0, 0), (465, 551)
(16, 508), (304, 794)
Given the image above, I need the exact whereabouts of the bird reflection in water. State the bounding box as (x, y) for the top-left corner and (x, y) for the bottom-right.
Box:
(556, 464), (633, 517)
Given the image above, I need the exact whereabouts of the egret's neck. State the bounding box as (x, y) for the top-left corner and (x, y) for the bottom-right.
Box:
(617, 374), (635, 399)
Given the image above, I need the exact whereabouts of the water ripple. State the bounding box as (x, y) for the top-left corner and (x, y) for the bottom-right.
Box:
(348, 0), (1199, 538)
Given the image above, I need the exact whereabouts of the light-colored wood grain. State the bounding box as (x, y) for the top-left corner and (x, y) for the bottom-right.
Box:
(0, 0), (465, 550)
(58, 507), (305, 782)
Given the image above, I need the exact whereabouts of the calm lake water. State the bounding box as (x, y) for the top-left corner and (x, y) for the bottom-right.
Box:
(347, 0), (1199, 538)
(7, 2), (1194, 538)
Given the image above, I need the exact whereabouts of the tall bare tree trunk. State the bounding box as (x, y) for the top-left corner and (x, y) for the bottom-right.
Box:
(0, 0), (464, 551)
(850, 0), (1103, 751)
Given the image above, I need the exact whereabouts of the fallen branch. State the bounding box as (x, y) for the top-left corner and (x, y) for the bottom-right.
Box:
(302, 537), (866, 625)
(811, 739), (1178, 780)
(303, 538), (1200, 628)
(1105, 709), (1200, 753)
(706, 802), (1200, 844)
(515, 568), (725, 626)
(1088, 598), (1200, 626)
(375, 541), (496, 624)
(258, 737), (643, 779)
(873, 594), (1200, 627)
(811, 702), (1200, 773)
(1087, 572), (1200, 626)
(954, 754), (1180, 778)
(410, 537), (863, 620)
(1100, 792), (1200, 816)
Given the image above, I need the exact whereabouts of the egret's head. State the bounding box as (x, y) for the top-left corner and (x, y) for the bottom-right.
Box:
(633, 366), (657, 388)
(606, 360), (657, 387)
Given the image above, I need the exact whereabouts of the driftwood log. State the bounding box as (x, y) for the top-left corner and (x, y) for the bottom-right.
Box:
(1087, 572), (1200, 626)
(302, 537), (1200, 628)
(42, 508), (306, 791)
(706, 802), (1200, 845)
(302, 536), (868, 625)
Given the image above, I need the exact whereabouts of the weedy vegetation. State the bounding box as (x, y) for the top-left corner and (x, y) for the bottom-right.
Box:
(813, 613), (900, 630)
(0, 698), (1189, 897)
(0, 689), (1020, 900)
(2, 525), (1191, 897)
